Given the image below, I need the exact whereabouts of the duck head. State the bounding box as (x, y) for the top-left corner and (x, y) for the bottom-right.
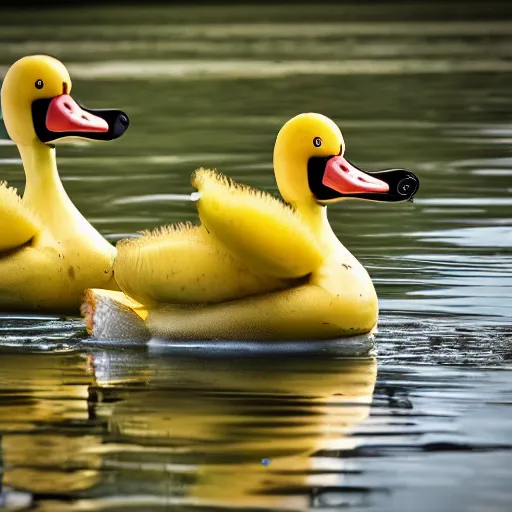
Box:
(0, 55), (129, 146)
(273, 113), (418, 207)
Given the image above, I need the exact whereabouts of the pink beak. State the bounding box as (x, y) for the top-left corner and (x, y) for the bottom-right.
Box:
(322, 155), (390, 195)
(45, 94), (109, 133)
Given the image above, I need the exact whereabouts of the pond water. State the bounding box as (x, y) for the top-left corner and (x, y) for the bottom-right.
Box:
(0, 4), (511, 511)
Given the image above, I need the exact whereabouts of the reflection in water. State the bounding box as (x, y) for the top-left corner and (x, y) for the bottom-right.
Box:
(0, 350), (376, 510)
(87, 351), (377, 510)
(0, 353), (100, 505)
(1, 348), (512, 511)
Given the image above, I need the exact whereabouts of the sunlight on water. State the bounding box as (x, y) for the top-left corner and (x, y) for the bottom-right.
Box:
(42, 59), (512, 79)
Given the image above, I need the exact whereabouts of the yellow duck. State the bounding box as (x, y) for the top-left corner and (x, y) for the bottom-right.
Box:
(0, 55), (129, 314)
(83, 113), (418, 342)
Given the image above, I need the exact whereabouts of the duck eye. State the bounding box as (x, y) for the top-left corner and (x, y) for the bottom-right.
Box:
(35, 79), (44, 90)
(313, 137), (322, 147)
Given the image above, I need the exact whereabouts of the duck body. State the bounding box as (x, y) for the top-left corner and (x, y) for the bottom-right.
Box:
(0, 55), (129, 314)
(84, 113), (419, 342)
(0, 152), (117, 314)
(106, 172), (378, 341)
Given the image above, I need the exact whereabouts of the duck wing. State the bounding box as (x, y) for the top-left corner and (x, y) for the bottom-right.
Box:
(113, 222), (289, 306)
(0, 181), (39, 253)
(191, 168), (324, 279)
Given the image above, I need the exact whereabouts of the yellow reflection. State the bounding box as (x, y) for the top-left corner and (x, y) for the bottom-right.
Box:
(91, 352), (377, 510)
(0, 353), (102, 495)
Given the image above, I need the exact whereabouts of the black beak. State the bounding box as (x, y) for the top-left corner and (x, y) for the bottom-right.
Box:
(31, 97), (129, 144)
(308, 156), (419, 203)
(350, 167), (420, 202)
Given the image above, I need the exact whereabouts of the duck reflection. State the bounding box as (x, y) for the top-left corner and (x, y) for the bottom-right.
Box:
(0, 352), (102, 498)
(88, 349), (377, 510)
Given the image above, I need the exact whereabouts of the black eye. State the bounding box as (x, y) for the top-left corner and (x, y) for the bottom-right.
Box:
(313, 137), (322, 147)
(35, 79), (44, 90)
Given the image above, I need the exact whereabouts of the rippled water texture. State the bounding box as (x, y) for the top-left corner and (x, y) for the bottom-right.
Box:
(0, 4), (511, 511)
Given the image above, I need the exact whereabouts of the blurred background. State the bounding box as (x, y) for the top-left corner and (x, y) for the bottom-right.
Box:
(0, 2), (512, 511)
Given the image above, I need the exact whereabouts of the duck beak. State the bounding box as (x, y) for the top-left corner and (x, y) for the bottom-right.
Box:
(323, 155), (390, 195)
(308, 154), (419, 203)
(32, 93), (129, 144)
(45, 94), (109, 133)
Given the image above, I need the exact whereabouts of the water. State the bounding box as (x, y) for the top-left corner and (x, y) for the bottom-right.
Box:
(0, 4), (512, 511)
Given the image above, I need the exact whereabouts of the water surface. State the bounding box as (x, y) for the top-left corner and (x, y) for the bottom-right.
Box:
(0, 4), (511, 511)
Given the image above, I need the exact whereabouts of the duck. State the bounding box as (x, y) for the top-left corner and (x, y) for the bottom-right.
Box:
(0, 55), (129, 314)
(82, 113), (418, 342)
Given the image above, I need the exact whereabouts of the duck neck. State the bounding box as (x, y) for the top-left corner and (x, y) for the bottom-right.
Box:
(19, 141), (69, 209)
(291, 199), (339, 246)
(292, 198), (327, 229)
